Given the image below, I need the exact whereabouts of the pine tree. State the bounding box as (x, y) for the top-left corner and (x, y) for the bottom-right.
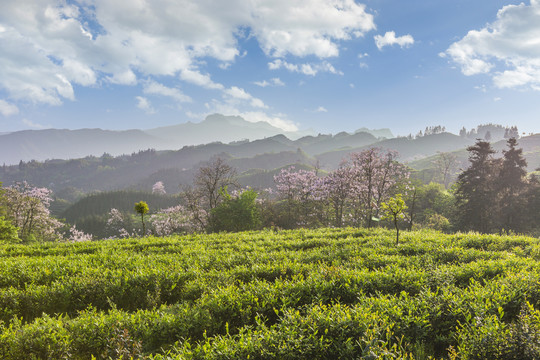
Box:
(455, 140), (498, 233)
(496, 137), (528, 233)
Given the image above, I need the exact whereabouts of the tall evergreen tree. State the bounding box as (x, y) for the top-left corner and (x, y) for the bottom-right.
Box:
(455, 140), (498, 233)
(497, 137), (528, 234)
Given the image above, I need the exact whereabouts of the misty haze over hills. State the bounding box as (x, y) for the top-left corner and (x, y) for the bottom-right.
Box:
(0, 114), (393, 165)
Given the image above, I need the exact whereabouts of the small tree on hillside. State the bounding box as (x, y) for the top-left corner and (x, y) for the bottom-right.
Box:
(134, 201), (149, 236)
(381, 194), (408, 245)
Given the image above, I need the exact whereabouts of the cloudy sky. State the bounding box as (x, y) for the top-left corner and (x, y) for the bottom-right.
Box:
(1, 0), (540, 136)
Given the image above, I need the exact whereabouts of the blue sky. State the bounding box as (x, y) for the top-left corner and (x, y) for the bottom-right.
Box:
(1, 0), (539, 137)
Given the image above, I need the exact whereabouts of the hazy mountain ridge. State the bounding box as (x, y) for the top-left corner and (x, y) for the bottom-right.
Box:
(0, 128), (161, 165)
(0, 114), (394, 165)
(0, 114), (314, 165)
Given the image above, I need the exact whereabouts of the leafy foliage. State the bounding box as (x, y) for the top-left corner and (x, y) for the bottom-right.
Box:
(209, 188), (261, 232)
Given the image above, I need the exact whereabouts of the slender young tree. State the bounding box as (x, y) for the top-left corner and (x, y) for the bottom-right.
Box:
(381, 194), (408, 245)
(134, 201), (149, 236)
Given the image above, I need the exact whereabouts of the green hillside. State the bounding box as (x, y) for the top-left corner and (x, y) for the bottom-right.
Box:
(1, 228), (540, 359)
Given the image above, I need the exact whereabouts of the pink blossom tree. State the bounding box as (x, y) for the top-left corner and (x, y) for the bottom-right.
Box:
(106, 208), (132, 238)
(149, 205), (205, 236)
(67, 226), (93, 242)
(152, 181), (166, 195)
(348, 148), (409, 228)
(0, 181), (63, 242)
(319, 164), (355, 227)
(274, 166), (321, 228)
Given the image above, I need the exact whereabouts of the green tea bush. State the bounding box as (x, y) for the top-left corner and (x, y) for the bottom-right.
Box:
(0, 228), (539, 359)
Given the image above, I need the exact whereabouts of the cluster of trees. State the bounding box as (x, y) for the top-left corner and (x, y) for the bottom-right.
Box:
(455, 138), (540, 234)
(102, 149), (413, 238)
(272, 148), (409, 229)
(415, 125), (447, 138)
(458, 124), (520, 141)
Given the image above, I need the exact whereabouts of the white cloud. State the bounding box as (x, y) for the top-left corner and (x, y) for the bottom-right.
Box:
(374, 31), (414, 50)
(143, 80), (192, 103)
(224, 86), (252, 100)
(0, 0), (375, 108)
(200, 99), (298, 132)
(445, 1), (540, 90)
(250, 98), (267, 108)
(223, 86), (267, 109)
(254, 78), (285, 87)
(268, 59), (343, 76)
(135, 96), (155, 114)
(62, 59), (97, 86)
(251, 0), (375, 58)
(180, 69), (224, 90)
(107, 70), (137, 86)
(315, 106), (328, 112)
(240, 111), (298, 132)
(0, 99), (18, 116)
(22, 118), (48, 129)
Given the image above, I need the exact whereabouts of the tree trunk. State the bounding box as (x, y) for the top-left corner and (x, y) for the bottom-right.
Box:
(394, 217), (399, 245)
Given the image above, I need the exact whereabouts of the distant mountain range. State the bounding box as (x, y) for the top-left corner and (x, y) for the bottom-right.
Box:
(0, 113), (393, 165)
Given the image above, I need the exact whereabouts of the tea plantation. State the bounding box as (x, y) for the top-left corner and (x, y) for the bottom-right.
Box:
(1, 228), (540, 359)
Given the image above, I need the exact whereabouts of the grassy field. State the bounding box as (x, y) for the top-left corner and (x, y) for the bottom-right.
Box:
(1, 228), (540, 359)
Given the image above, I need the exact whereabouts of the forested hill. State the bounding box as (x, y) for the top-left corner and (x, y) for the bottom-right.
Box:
(1, 122), (537, 198)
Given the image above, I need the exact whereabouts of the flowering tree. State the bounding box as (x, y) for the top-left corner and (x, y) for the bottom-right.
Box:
(194, 157), (238, 210)
(0, 182), (63, 242)
(106, 208), (132, 238)
(348, 148), (409, 228)
(274, 166), (320, 228)
(67, 225), (93, 242)
(180, 185), (210, 231)
(149, 205), (205, 236)
(319, 165), (355, 227)
(152, 181), (166, 195)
